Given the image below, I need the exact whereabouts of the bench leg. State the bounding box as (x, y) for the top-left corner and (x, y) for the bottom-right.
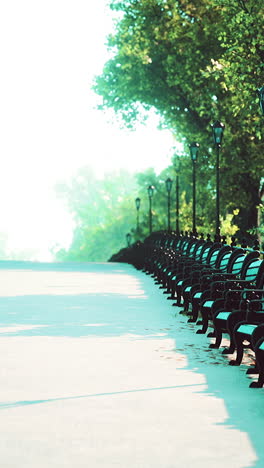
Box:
(188, 300), (199, 323)
(196, 311), (208, 334)
(222, 312), (247, 355)
(250, 343), (264, 388)
(179, 296), (189, 314)
(171, 284), (179, 305)
(229, 330), (244, 366)
(248, 330), (264, 381)
(175, 285), (182, 304)
(209, 324), (222, 349)
(222, 337), (236, 355)
(246, 366), (259, 375)
(207, 331), (215, 338)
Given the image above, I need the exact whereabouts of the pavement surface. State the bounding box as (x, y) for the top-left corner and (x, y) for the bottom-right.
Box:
(0, 261), (263, 467)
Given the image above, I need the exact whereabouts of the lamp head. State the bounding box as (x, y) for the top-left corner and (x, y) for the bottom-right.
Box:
(211, 120), (225, 146)
(189, 142), (199, 162)
(165, 177), (173, 193)
(135, 197), (141, 210)
(147, 185), (154, 198)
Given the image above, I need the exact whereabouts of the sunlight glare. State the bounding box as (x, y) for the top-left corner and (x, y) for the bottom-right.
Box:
(0, 0), (176, 260)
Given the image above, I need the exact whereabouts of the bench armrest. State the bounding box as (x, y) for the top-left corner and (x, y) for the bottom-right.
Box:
(225, 288), (264, 301)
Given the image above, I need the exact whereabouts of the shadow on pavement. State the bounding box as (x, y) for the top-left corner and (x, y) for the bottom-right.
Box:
(0, 261), (263, 467)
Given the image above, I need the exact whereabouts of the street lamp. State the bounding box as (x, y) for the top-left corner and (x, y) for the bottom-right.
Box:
(211, 120), (225, 237)
(147, 185), (154, 234)
(174, 158), (180, 234)
(189, 142), (199, 235)
(176, 173), (180, 234)
(126, 232), (132, 247)
(165, 177), (173, 232)
(135, 197), (141, 235)
(257, 86), (264, 115)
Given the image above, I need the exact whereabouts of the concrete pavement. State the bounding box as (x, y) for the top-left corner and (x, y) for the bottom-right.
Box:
(0, 261), (263, 467)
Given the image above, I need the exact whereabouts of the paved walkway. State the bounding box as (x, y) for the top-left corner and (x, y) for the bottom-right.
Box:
(0, 261), (263, 467)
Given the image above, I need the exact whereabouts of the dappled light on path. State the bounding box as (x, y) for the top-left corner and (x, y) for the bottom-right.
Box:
(0, 383), (205, 410)
(0, 261), (263, 467)
(0, 262), (146, 297)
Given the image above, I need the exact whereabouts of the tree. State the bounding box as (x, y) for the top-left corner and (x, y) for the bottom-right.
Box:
(54, 168), (141, 261)
(94, 0), (264, 238)
(54, 158), (241, 262)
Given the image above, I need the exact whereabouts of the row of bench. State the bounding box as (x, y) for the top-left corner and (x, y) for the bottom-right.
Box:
(135, 231), (264, 388)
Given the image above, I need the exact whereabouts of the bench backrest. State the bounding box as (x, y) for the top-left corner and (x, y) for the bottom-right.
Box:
(185, 239), (207, 260)
(206, 244), (223, 268)
(217, 250), (233, 271)
(240, 257), (264, 288)
(230, 253), (247, 275)
(178, 238), (190, 254)
(194, 241), (213, 263)
(236, 251), (264, 285)
(201, 247), (211, 264)
(190, 240), (206, 260)
(183, 238), (200, 256)
(243, 259), (263, 282)
(194, 244), (203, 260)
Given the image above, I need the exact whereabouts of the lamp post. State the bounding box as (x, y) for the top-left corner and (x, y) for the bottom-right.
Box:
(176, 174), (179, 234)
(135, 197), (141, 235)
(147, 185), (154, 234)
(126, 232), (132, 247)
(211, 120), (225, 237)
(174, 158), (180, 234)
(257, 87), (264, 250)
(257, 86), (264, 115)
(165, 178), (173, 232)
(189, 142), (199, 235)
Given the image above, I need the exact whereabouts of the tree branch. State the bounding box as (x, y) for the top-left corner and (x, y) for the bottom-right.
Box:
(237, 0), (250, 14)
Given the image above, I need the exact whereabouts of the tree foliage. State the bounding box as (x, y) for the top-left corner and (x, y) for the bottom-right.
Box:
(54, 168), (140, 261)
(94, 0), (264, 236)
(54, 159), (239, 262)
(54, 0), (264, 262)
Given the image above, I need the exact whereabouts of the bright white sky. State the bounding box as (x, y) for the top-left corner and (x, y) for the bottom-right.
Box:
(0, 0), (176, 260)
